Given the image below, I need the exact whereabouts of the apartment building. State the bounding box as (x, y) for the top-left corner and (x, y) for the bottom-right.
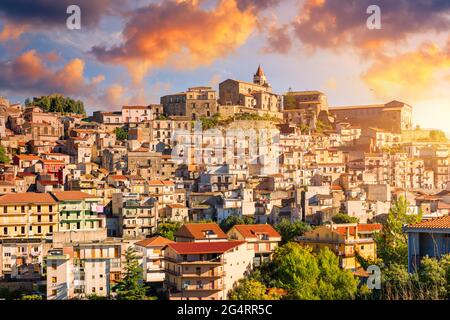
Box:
(51, 191), (104, 232)
(164, 241), (254, 300)
(135, 236), (173, 283)
(297, 223), (381, 270)
(227, 224), (281, 266)
(0, 238), (51, 280)
(175, 223), (228, 243)
(161, 87), (218, 120)
(0, 192), (58, 239)
(46, 238), (124, 300)
(119, 198), (158, 239)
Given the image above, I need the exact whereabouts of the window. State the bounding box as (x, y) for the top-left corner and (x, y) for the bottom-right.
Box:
(37, 205), (41, 213)
(3, 227), (7, 235)
(51, 290), (57, 296)
(52, 277), (57, 283)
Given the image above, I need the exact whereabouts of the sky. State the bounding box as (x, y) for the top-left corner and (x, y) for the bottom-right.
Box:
(0, 0), (449, 134)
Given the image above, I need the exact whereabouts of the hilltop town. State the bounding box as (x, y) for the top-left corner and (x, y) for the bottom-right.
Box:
(0, 66), (449, 300)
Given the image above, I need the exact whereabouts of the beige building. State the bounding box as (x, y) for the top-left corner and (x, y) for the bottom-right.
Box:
(164, 241), (254, 300)
(135, 236), (173, 283)
(330, 100), (413, 134)
(227, 224), (281, 266)
(46, 237), (125, 300)
(161, 87), (218, 120)
(297, 223), (381, 270)
(0, 193), (58, 239)
(174, 223), (228, 242)
(219, 66), (281, 115)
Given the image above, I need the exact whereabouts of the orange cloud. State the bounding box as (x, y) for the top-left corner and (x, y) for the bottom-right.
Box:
(0, 50), (103, 96)
(91, 0), (256, 83)
(362, 41), (450, 102)
(0, 23), (28, 42)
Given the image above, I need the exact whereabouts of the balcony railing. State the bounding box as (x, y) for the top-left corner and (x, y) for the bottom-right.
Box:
(165, 280), (224, 292)
(164, 256), (226, 264)
(165, 268), (226, 278)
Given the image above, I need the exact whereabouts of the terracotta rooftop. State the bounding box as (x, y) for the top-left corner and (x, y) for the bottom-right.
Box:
(0, 192), (57, 204)
(51, 191), (93, 201)
(230, 224), (281, 239)
(167, 204), (187, 209)
(15, 154), (41, 161)
(175, 223), (227, 240)
(406, 216), (450, 230)
(167, 241), (245, 254)
(135, 236), (174, 248)
(148, 180), (175, 186)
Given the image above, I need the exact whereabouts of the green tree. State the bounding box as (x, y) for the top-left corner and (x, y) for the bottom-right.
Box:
(375, 196), (422, 267)
(262, 243), (358, 300)
(315, 248), (359, 300)
(274, 219), (311, 244)
(114, 247), (146, 300)
(155, 222), (181, 241)
(20, 294), (43, 300)
(331, 213), (359, 224)
(229, 278), (280, 300)
(270, 243), (320, 299)
(219, 215), (254, 233)
(0, 146), (10, 163)
(114, 127), (129, 141)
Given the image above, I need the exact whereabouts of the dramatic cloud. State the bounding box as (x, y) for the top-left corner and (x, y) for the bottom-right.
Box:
(0, 50), (103, 96)
(236, 0), (283, 12)
(0, 0), (123, 28)
(262, 24), (292, 54)
(362, 40), (450, 101)
(91, 0), (256, 83)
(0, 23), (27, 41)
(293, 0), (450, 52)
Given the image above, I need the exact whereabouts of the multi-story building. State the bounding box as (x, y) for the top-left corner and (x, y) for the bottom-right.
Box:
(0, 192), (58, 239)
(46, 237), (124, 300)
(51, 191), (104, 232)
(283, 90), (329, 126)
(135, 236), (173, 283)
(219, 66), (282, 117)
(122, 105), (154, 124)
(297, 223), (381, 270)
(174, 223), (228, 243)
(330, 100), (413, 134)
(0, 238), (51, 280)
(161, 87), (218, 120)
(227, 224), (281, 266)
(119, 198), (158, 239)
(164, 241), (254, 300)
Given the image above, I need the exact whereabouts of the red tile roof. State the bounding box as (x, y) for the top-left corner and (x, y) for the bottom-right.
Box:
(167, 241), (245, 254)
(0, 192), (57, 204)
(51, 191), (93, 201)
(135, 236), (174, 247)
(15, 154), (41, 161)
(175, 223), (227, 240)
(406, 216), (450, 230)
(148, 180), (175, 186)
(230, 224), (281, 239)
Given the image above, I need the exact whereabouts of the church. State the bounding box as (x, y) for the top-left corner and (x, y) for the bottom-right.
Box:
(218, 65), (282, 115)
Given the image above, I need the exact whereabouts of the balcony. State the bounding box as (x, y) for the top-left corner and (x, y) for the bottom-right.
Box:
(164, 256), (226, 265)
(165, 280), (224, 292)
(165, 268), (226, 278)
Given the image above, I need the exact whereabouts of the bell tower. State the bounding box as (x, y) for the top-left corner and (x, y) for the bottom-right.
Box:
(253, 64), (269, 88)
